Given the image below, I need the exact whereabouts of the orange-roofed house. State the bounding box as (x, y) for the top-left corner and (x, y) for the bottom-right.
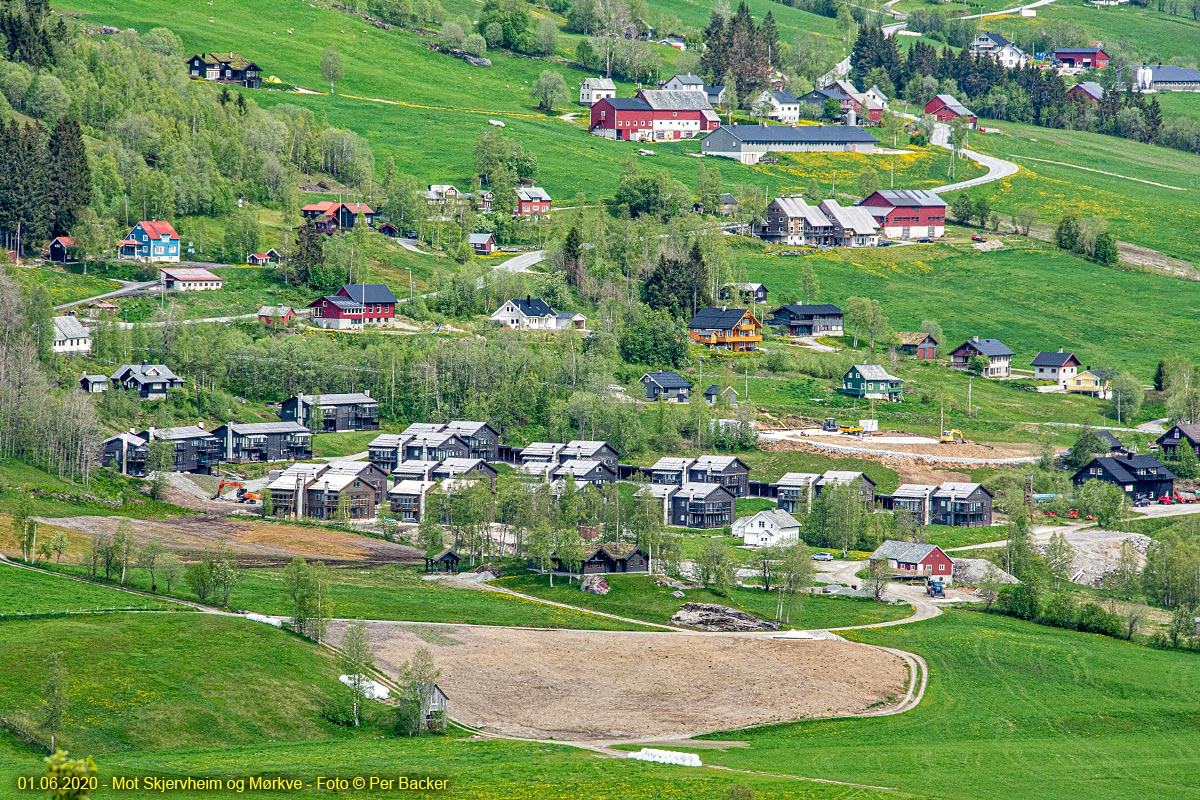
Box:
(119, 221), (180, 262)
(301, 201), (375, 233)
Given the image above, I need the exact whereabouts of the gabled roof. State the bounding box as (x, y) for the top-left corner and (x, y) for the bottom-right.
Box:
(674, 482), (733, 500)
(739, 508), (800, 530)
(136, 220), (179, 239)
(818, 200), (879, 235)
(554, 459), (610, 478)
(1030, 351), (1081, 368)
(403, 423), (446, 436)
(444, 420), (494, 438)
(499, 297), (555, 317)
(388, 479), (436, 497)
(819, 470), (873, 487)
(774, 472), (821, 487)
(52, 316), (89, 340)
(225, 421), (310, 436)
(1095, 430), (1125, 450)
(769, 89), (799, 104)
(311, 295), (363, 312)
(1072, 81), (1104, 101)
(392, 459), (440, 475)
(848, 363), (902, 382)
(892, 484), (937, 499)
(51, 235), (75, 247)
(304, 392), (377, 406)
(145, 425), (214, 441)
(368, 433), (411, 449)
(257, 305), (294, 317)
(651, 457), (696, 472)
(932, 482), (990, 498)
(896, 331), (937, 346)
(605, 97), (653, 111)
(974, 32), (1012, 48)
(771, 196), (831, 227)
(871, 540), (946, 563)
(1074, 455), (1174, 484)
(104, 432), (147, 448)
(641, 371), (692, 389)
(688, 307), (755, 331)
(516, 187), (551, 202)
(1133, 65), (1200, 82)
(521, 442), (565, 458)
(801, 87), (849, 103)
(931, 94), (973, 116)
(666, 73), (704, 86)
(113, 363), (182, 384)
(1161, 423), (1200, 446)
(692, 455), (746, 471)
(1055, 47), (1106, 55)
(715, 124), (878, 145)
(956, 338), (1014, 357)
(160, 267), (221, 282)
(774, 303), (843, 317)
(582, 77), (616, 90)
(191, 52), (257, 70)
(435, 457), (490, 474)
(562, 440), (614, 458)
(467, 232), (494, 245)
(338, 284), (398, 305)
(861, 189), (946, 209)
(639, 89), (713, 111)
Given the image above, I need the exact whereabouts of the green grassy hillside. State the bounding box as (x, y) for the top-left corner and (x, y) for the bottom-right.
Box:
(695, 610), (1200, 800)
(0, 563), (182, 615)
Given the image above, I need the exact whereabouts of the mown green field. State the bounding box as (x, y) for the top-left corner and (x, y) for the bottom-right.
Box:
(38, 561), (653, 631)
(115, 266), (313, 322)
(0, 563), (182, 615)
(692, 610), (1200, 800)
(965, 119), (1200, 264)
(495, 572), (913, 628)
(12, 266), (122, 306)
(1006, 2), (1200, 63)
(739, 241), (1200, 379)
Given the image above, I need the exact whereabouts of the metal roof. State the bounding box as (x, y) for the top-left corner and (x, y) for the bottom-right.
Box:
(891, 484), (937, 499)
(1030, 351), (1080, 368)
(306, 392), (377, 406)
(501, 297), (555, 317)
(562, 440), (613, 458)
(716, 124), (878, 145)
(1137, 65), (1200, 82)
(639, 89), (713, 111)
(674, 482), (732, 500)
(651, 457), (696, 471)
(641, 371), (692, 389)
(849, 364), (901, 382)
(224, 421), (311, 435)
(772, 196), (831, 228)
(775, 303), (843, 316)
(52, 316), (89, 340)
(957, 338), (1014, 357)
(774, 472), (820, 487)
(932, 94), (973, 116)
(818, 200), (879, 235)
(688, 307), (754, 331)
(871, 539), (944, 563)
(145, 425), (215, 441)
(369, 434), (411, 449)
(339, 284), (397, 305)
(160, 267), (221, 282)
(582, 77), (616, 90)
(862, 189), (946, 208)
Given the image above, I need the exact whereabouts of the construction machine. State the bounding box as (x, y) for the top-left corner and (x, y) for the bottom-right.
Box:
(822, 417), (840, 432)
(212, 478), (260, 503)
(839, 423), (865, 435)
(940, 429), (964, 444)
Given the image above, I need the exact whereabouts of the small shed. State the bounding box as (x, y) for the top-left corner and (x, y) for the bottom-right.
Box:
(425, 547), (462, 574)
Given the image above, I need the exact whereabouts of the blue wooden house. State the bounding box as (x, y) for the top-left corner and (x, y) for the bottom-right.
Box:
(119, 221), (180, 263)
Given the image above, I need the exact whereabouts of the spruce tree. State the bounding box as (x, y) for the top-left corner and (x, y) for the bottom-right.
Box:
(47, 116), (91, 237)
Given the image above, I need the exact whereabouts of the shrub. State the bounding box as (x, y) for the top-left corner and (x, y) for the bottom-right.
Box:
(996, 582), (1040, 620)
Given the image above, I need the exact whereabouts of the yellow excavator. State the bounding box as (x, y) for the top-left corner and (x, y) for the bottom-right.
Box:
(940, 429), (964, 444)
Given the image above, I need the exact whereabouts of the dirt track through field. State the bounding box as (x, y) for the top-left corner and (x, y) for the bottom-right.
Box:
(36, 515), (421, 566)
(332, 622), (906, 741)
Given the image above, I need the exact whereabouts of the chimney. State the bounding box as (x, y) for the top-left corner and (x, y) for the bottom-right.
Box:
(226, 420), (234, 461)
(197, 421), (204, 429)
(141, 360), (150, 369)
(972, 336), (979, 342)
(1058, 347), (1064, 353)
(295, 474), (303, 520)
(363, 389), (370, 397)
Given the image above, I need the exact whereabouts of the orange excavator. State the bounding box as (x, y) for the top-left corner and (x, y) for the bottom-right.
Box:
(212, 478), (260, 503)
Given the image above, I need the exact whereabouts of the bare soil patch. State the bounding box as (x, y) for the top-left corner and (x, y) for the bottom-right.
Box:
(334, 622), (906, 741)
(35, 515), (421, 566)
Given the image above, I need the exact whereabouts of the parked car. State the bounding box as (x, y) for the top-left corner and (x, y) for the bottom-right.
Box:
(1134, 497), (1151, 507)
(971, 234), (988, 242)
(876, 240), (892, 247)
(811, 552), (835, 562)
(916, 237), (934, 243)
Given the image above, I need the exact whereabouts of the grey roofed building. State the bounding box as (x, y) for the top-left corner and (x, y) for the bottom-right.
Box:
(705, 85), (725, 105)
(641, 371), (692, 389)
(639, 89), (714, 111)
(1124, 64), (1200, 90)
(852, 363), (901, 381)
(320, 295), (363, 312)
(713, 124), (877, 145)
(688, 306), (753, 330)
(772, 196), (832, 228)
(818, 200), (879, 237)
(582, 76), (616, 90)
(799, 86), (850, 103)
(1030, 351), (1080, 368)
(338, 283), (397, 305)
(467, 233), (493, 246)
(666, 73), (704, 86)
(403, 423), (445, 436)
(53, 315), (89, 340)
(959, 338), (1014, 357)
(870, 540), (944, 563)
(507, 297), (554, 317)
(932, 94), (973, 116)
(606, 97), (653, 111)
(867, 189), (946, 207)
(1072, 81), (1104, 101)
(975, 32), (1012, 48)
(770, 88), (799, 103)
(516, 187), (552, 203)
(521, 442), (565, 461)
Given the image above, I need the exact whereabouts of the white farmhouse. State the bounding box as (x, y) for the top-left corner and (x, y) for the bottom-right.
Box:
(491, 297), (586, 331)
(734, 509), (802, 548)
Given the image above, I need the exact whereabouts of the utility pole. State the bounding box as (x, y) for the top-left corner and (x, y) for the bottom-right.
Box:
(967, 376), (973, 417)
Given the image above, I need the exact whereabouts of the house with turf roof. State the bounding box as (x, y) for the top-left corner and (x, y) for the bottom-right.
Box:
(896, 332), (938, 360)
(186, 52), (262, 88)
(550, 542), (648, 574)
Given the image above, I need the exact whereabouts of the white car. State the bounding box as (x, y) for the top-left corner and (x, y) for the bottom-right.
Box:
(811, 552), (835, 562)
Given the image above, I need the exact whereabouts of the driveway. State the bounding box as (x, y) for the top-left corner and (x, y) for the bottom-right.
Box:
(53, 279), (157, 311)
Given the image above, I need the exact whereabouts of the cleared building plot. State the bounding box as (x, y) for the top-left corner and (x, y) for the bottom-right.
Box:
(336, 622), (906, 740)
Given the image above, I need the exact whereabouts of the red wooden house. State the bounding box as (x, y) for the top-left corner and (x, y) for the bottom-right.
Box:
(924, 95), (977, 127)
(247, 248), (279, 266)
(335, 283), (397, 325)
(257, 305), (295, 325)
(858, 189), (946, 239)
(308, 295), (364, 330)
(870, 540), (955, 584)
(513, 187), (552, 218)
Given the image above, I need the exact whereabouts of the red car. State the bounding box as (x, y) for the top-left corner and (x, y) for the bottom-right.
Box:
(1158, 495), (1174, 505)
(971, 234), (988, 242)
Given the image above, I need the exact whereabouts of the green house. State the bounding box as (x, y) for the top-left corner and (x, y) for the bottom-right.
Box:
(839, 364), (904, 402)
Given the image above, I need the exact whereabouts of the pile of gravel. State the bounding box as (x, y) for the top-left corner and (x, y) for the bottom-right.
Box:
(670, 603), (780, 632)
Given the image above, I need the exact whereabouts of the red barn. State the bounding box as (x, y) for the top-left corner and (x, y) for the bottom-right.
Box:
(1054, 48), (1109, 69)
(588, 90), (719, 142)
(257, 305), (295, 325)
(870, 540), (955, 584)
(308, 295), (364, 330)
(589, 97), (656, 141)
(857, 189), (946, 239)
(924, 94), (977, 127)
(335, 283), (397, 325)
